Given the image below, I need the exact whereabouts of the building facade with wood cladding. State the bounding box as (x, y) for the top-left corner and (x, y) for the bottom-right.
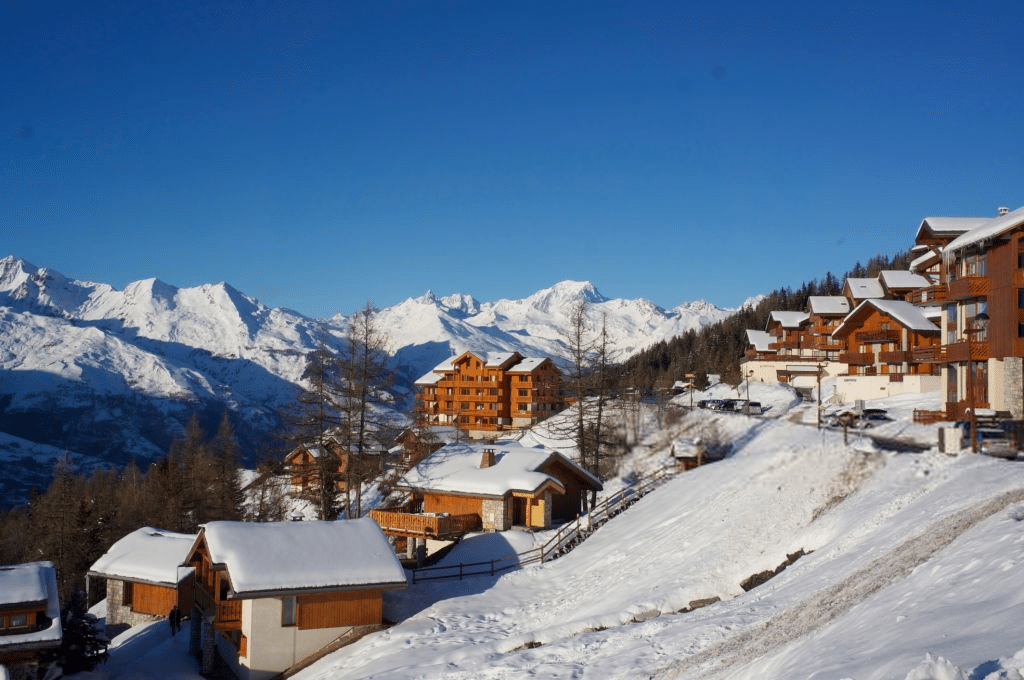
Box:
(415, 351), (566, 434)
(914, 206), (1024, 418)
(184, 519), (406, 680)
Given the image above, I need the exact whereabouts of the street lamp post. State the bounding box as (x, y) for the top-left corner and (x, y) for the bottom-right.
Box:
(964, 312), (989, 453)
(686, 373), (694, 409)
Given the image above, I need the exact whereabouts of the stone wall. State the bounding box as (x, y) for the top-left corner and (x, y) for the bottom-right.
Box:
(103, 579), (165, 632)
(481, 498), (508, 531)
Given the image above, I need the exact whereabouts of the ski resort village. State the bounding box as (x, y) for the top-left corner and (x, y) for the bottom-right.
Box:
(5, 205), (1024, 680)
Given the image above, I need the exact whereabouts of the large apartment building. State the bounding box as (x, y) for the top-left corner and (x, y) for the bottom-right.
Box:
(911, 206), (1024, 419)
(742, 205), (1024, 417)
(415, 351), (565, 434)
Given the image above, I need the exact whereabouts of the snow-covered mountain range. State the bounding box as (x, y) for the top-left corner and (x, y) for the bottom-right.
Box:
(0, 255), (745, 504)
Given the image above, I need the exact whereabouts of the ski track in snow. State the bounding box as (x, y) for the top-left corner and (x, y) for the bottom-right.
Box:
(661, 488), (1024, 679)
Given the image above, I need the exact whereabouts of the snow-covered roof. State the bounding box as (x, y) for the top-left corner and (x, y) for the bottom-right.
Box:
(944, 206), (1024, 253)
(833, 299), (940, 337)
(415, 370), (444, 386)
(845, 278), (884, 300)
(879, 270), (930, 291)
(767, 311), (809, 329)
(485, 352), (518, 367)
(397, 441), (600, 498)
(0, 561), (62, 651)
(745, 330), (775, 353)
(807, 296), (850, 316)
(507, 357), (547, 373)
(89, 527), (197, 586)
(915, 216), (992, 241)
(200, 518), (407, 598)
(910, 249), (939, 273)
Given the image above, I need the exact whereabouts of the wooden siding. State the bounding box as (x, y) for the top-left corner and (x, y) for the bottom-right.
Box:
(131, 583), (177, 616)
(297, 590), (382, 629)
(423, 492), (483, 517)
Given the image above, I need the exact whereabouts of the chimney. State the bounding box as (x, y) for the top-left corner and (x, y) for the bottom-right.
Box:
(999, 206), (1009, 216)
(480, 448), (496, 468)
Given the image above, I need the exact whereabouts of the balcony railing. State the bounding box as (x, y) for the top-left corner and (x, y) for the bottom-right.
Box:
(370, 509), (481, 539)
(855, 329), (901, 343)
(947, 275), (989, 301)
(907, 284), (947, 305)
(812, 339), (845, 351)
(839, 352), (875, 365)
(912, 342), (989, 363)
(878, 350), (911, 363)
(217, 600), (242, 626)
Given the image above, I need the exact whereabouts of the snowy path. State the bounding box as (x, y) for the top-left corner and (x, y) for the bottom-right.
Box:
(661, 487), (1024, 679)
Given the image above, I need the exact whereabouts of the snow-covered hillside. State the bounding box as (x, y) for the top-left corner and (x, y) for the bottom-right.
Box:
(92, 389), (1024, 680)
(0, 256), (740, 504)
(290, 391), (1024, 680)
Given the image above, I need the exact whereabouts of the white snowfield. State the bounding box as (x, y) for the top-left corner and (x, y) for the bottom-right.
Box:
(288, 391), (1024, 680)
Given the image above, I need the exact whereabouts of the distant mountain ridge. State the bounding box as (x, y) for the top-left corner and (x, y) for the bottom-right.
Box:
(0, 255), (744, 504)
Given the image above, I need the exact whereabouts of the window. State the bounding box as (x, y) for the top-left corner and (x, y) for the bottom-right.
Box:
(519, 389), (528, 397)
(1019, 323), (1024, 339)
(281, 596), (296, 626)
(122, 581), (134, 606)
(1019, 289), (1024, 309)
(10, 614), (28, 628)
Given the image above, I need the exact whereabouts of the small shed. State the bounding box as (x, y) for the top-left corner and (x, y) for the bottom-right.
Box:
(88, 527), (196, 634)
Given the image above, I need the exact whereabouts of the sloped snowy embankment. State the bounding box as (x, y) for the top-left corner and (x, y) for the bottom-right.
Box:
(293, 412), (1024, 680)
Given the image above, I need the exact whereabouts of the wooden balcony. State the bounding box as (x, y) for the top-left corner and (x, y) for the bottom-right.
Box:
(947, 275), (989, 301)
(907, 284), (947, 305)
(216, 600), (242, 628)
(839, 352), (875, 365)
(878, 350), (911, 363)
(769, 339), (799, 350)
(370, 509), (481, 539)
(912, 342), (989, 363)
(812, 338), (845, 351)
(855, 329), (900, 343)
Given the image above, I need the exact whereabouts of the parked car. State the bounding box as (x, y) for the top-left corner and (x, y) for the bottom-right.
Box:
(855, 411), (894, 429)
(960, 425), (1019, 458)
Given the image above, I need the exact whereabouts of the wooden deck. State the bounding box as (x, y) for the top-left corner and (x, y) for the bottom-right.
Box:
(369, 509), (480, 539)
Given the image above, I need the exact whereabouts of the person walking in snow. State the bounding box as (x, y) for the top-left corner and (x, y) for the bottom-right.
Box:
(169, 605), (182, 636)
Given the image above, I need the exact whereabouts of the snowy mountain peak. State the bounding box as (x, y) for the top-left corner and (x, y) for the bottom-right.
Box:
(523, 280), (607, 314)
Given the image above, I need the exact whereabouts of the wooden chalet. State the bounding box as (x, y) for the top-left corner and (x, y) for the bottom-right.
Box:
(415, 351), (566, 434)
(184, 519), (406, 680)
(284, 436), (385, 496)
(0, 561), (62, 680)
(371, 441), (602, 545)
(87, 527), (196, 635)
(832, 299), (941, 379)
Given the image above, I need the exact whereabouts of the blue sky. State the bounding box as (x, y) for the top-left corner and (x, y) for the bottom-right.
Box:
(4, 1), (1023, 318)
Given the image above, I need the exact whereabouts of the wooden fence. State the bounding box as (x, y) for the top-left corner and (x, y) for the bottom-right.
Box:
(409, 466), (675, 583)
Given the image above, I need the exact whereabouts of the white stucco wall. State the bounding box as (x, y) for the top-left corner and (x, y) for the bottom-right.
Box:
(830, 374), (943, 403)
(227, 598), (352, 680)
